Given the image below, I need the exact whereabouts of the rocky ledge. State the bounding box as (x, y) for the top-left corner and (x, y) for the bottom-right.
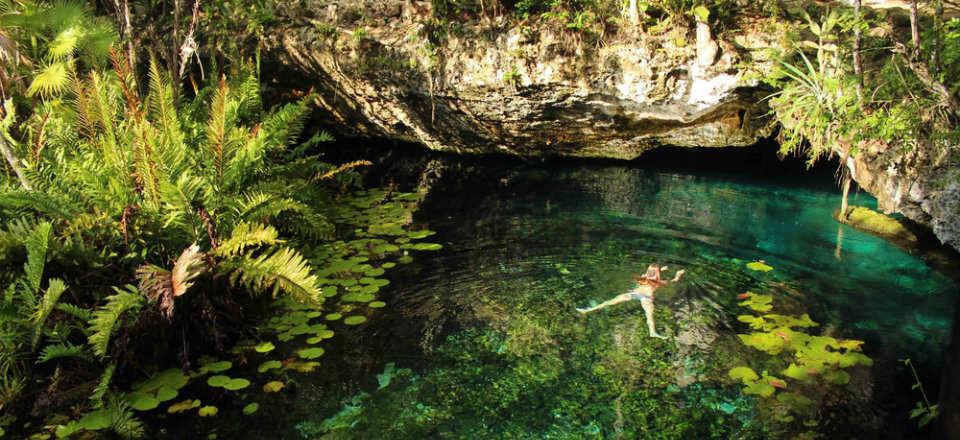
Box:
(266, 0), (782, 159)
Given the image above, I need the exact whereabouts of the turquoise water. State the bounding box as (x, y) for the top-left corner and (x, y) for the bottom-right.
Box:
(212, 157), (958, 439)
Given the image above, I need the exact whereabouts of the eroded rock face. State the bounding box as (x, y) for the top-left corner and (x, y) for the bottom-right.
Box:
(266, 0), (778, 159)
(850, 140), (960, 251)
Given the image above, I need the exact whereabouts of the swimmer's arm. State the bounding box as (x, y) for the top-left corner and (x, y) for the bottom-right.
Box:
(670, 269), (685, 283)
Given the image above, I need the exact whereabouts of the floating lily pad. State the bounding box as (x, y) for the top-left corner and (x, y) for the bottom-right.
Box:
(198, 406), (218, 417)
(746, 261), (774, 272)
(344, 316), (367, 325)
(407, 230), (435, 239)
(381, 262), (396, 269)
(127, 392), (160, 411)
(206, 375), (230, 388)
(200, 361), (232, 374)
(298, 347), (325, 359)
(412, 243), (442, 251)
(155, 386), (178, 402)
(322, 286), (339, 297)
(258, 360), (282, 373)
(242, 403), (260, 415)
(263, 381), (285, 393)
(167, 399), (201, 414)
(369, 301), (386, 308)
(223, 378), (251, 391)
(728, 367), (759, 383)
(306, 336), (322, 344)
(325, 313), (342, 321)
(286, 361), (320, 372)
(134, 368), (189, 393)
(318, 329), (335, 339)
(254, 342), (275, 354)
(364, 268), (385, 277)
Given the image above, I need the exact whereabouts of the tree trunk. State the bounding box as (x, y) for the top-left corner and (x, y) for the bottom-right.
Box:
(933, 0), (943, 73)
(626, 0), (641, 26)
(910, 0), (921, 59)
(840, 174), (851, 221)
(0, 133), (31, 190)
(853, 0), (863, 103)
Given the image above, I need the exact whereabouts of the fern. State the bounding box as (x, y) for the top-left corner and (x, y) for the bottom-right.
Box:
(22, 222), (51, 300)
(90, 363), (114, 408)
(261, 98), (310, 150)
(31, 278), (66, 349)
(38, 342), (89, 363)
(206, 78), (230, 178)
(215, 221), (281, 258)
(88, 286), (144, 359)
(223, 247), (322, 302)
(56, 302), (93, 322)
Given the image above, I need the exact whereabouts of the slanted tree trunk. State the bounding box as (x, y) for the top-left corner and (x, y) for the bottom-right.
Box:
(910, 0), (921, 59)
(840, 174), (851, 220)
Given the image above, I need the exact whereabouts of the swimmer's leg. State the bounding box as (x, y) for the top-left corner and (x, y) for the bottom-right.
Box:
(641, 298), (667, 338)
(578, 294), (632, 314)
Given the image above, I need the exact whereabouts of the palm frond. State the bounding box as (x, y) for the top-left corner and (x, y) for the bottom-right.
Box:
(222, 247), (322, 302)
(27, 60), (73, 97)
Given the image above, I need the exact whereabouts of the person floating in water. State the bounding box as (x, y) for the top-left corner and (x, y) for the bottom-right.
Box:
(577, 264), (685, 339)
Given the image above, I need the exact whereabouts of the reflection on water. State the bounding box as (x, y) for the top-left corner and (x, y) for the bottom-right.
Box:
(237, 156), (959, 439)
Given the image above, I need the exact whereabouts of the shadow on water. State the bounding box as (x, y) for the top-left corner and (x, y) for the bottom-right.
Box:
(266, 138), (960, 439)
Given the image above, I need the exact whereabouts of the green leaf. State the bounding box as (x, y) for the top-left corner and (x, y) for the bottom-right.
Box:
(344, 315), (367, 325)
(692, 5), (709, 22)
(126, 392), (160, 411)
(198, 406), (219, 417)
(746, 261), (774, 272)
(167, 399), (201, 414)
(223, 378), (251, 391)
(298, 347), (325, 359)
(728, 367), (759, 383)
(258, 360), (282, 373)
(243, 403), (260, 415)
(255, 342), (276, 353)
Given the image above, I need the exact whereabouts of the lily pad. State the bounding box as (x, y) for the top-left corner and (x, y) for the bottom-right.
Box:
(263, 381), (285, 393)
(200, 361), (232, 374)
(258, 360), (282, 373)
(369, 301), (386, 308)
(198, 406), (219, 417)
(728, 367), (759, 383)
(407, 230), (435, 239)
(206, 375), (230, 388)
(224, 378), (251, 391)
(134, 368), (189, 393)
(155, 386), (178, 402)
(127, 392), (160, 411)
(344, 316), (367, 325)
(412, 243), (442, 251)
(381, 262), (396, 269)
(285, 361), (320, 373)
(325, 313), (342, 321)
(167, 399), (201, 414)
(746, 261), (774, 272)
(298, 347), (325, 359)
(254, 342), (275, 354)
(242, 403), (260, 415)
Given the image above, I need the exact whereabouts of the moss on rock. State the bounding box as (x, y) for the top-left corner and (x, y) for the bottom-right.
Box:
(842, 206), (917, 246)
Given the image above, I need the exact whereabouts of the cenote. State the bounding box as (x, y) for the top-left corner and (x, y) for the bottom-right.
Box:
(156, 144), (959, 439)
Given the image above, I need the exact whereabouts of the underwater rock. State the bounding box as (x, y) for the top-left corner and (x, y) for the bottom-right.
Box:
(264, 0), (778, 159)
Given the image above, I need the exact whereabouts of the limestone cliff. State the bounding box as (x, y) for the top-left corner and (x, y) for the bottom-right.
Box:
(266, 0), (781, 159)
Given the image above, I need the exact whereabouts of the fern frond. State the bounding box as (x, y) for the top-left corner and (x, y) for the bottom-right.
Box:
(27, 60), (73, 97)
(206, 77), (229, 179)
(38, 342), (89, 363)
(222, 247), (322, 302)
(78, 17), (115, 64)
(0, 189), (82, 218)
(313, 160), (373, 181)
(56, 302), (93, 322)
(261, 98), (310, 150)
(90, 363), (114, 408)
(32, 278), (66, 349)
(147, 56), (183, 152)
(47, 25), (82, 59)
(215, 221), (280, 258)
(22, 222), (51, 298)
(88, 286), (144, 359)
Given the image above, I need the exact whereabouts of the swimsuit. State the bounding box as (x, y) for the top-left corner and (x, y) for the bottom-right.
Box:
(628, 288), (654, 301)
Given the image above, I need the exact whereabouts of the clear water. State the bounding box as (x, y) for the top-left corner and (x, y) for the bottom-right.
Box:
(230, 155), (959, 439)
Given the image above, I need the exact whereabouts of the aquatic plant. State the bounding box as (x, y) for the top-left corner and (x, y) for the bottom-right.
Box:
(729, 291), (872, 428)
